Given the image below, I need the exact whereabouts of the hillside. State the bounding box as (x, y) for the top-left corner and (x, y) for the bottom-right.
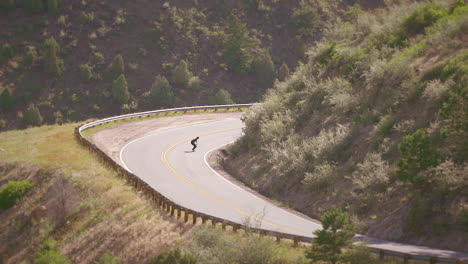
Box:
(0, 0), (383, 130)
(224, 0), (468, 252)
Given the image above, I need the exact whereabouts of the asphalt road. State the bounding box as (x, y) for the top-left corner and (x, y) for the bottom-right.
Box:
(120, 117), (468, 260)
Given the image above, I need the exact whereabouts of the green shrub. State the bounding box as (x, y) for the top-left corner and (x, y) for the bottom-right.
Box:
(23, 45), (38, 68)
(0, 88), (15, 111)
(277, 62), (290, 82)
(112, 74), (130, 105)
(402, 3), (449, 36)
(210, 89), (234, 105)
(439, 52), (468, 81)
(306, 208), (356, 264)
(441, 84), (467, 161)
(223, 12), (258, 74)
(80, 11), (95, 24)
(171, 60), (192, 87)
(0, 180), (34, 210)
(397, 129), (440, 185)
(151, 75), (174, 107)
(26, 0), (44, 13)
(44, 37), (64, 77)
(80, 64), (94, 81)
(23, 104), (43, 126)
(1, 43), (14, 60)
(95, 253), (121, 264)
(252, 49), (275, 87)
(150, 248), (196, 264)
(290, 2), (319, 38)
(35, 239), (72, 264)
(112, 55), (125, 77)
(187, 76), (202, 92)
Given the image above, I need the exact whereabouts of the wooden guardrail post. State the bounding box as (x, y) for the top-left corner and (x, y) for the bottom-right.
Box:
(184, 209), (188, 223)
(379, 249), (384, 260)
(222, 222), (226, 230)
(293, 236), (299, 247)
(201, 215), (207, 224)
(211, 219), (216, 226)
(233, 224), (240, 232)
(192, 213), (197, 224)
(429, 257), (437, 264)
(170, 204), (175, 217)
(403, 254), (409, 264)
(177, 207), (181, 219)
(276, 234), (281, 243)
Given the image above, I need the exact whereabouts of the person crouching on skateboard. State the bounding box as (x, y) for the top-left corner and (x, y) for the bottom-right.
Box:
(191, 137), (199, 152)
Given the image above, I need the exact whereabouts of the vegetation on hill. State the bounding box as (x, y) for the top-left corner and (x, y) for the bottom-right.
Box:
(226, 0), (468, 252)
(0, 0), (383, 130)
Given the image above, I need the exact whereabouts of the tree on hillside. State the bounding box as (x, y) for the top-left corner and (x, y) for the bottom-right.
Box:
(223, 12), (258, 74)
(112, 55), (125, 77)
(290, 2), (320, 38)
(397, 129), (440, 186)
(253, 49), (276, 87)
(171, 60), (192, 87)
(24, 104), (43, 126)
(112, 74), (130, 105)
(210, 89), (234, 105)
(277, 62), (290, 81)
(0, 88), (15, 111)
(26, 0), (44, 13)
(47, 0), (58, 14)
(44, 37), (64, 77)
(151, 75), (174, 107)
(306, 207), (356, 264)
(1, 44), (14, 61)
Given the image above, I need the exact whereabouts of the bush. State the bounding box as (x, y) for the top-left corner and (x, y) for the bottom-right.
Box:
(150, 248), (196, 264)
(277, 62), (290, 82)
(252, 50), (275, 87)
(1, 43), (14, 61)
(397, 129), (440, 185)
(0, 180), (34, 210)
(351, 153), (389, 190)
(187, 76), (202, 92)
(0, 88), (15, 111)
(112, 55), (125, 77)
(80, 64), (94, 81)
(422, 79), (453, 101)
(23, 45), (38, 68)
(303, 161), (337, 190)
(26, 0), (44, 13)
(306, 207), (356, 264)
(80, 11), (95, 24)
(23, 104), (43, 126)
(112, 74), (130, 105)
(151, 75), (174, 107)
(44, 37), (64, 77)
(211, 89), (234, 105)
(402, 3), (448, 36)
(290, 2), (319, 38)
(35, 239), (72, 264)
(171, 60), (193, 87)
(439, 52), (468, 81)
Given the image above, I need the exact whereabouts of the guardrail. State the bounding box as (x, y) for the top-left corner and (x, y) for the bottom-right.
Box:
(75, 104), (467, 264)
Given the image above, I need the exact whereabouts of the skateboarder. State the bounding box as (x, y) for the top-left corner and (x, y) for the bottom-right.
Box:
(191, 137), (199, 151)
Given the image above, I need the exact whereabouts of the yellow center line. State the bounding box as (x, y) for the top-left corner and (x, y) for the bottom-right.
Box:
(161, 127), (308, 235)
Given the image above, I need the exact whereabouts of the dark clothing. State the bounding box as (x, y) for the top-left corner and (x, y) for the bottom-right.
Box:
(191, 137), (199, 151)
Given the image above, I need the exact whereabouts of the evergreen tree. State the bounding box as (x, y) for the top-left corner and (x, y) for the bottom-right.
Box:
(397, 129), (440, 186)
(0, 88), (15, 111)
(26, 0), (44, 13)
(171, 60), (192, 87)
(213, 89), (234, 105)
(44, 37), (64, 77)
(112, 74), (130, 105)
(151, 75), (174, 107)
(112, 55), (125, 77)
(306, 208), (356, 264)
(277, 62), (290, 81)
(223, 12), (258, 74)
(253, 49), (276, 87)
(24, 104), (43, 126)
(47, 0), (58, 14)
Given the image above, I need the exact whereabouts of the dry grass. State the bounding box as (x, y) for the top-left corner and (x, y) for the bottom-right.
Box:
(0, 123), (188, 263)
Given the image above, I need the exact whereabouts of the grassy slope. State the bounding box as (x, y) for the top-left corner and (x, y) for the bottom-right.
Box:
(225, 0), (468, 252)
(0, 123), (187, 263)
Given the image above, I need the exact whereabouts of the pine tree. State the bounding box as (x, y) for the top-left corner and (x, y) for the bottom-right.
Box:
(253, 49), (276, 87)
(47, 0), (58, 14)
(277, 62), (290, 81)
(151, 75), (174, 107)
(171, 60), (192, 87)
(24, 104), (43, 126)
(44, 37), (64, 77)
(0, 88), (15, 111)
(223, 12), (258, 73)
(112, 55), (125, 77)
(306, 208), (356, 264)
(112, 74), (130, 105)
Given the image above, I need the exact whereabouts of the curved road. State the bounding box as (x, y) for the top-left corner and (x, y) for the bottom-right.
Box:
(120, 117), (468, 260)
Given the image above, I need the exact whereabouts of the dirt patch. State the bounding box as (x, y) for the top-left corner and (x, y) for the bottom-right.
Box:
(89, 112), (243, 164)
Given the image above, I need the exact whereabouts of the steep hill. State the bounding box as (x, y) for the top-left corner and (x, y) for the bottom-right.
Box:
(224, 0), (468, 252)
(0, 0), (382, 130)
